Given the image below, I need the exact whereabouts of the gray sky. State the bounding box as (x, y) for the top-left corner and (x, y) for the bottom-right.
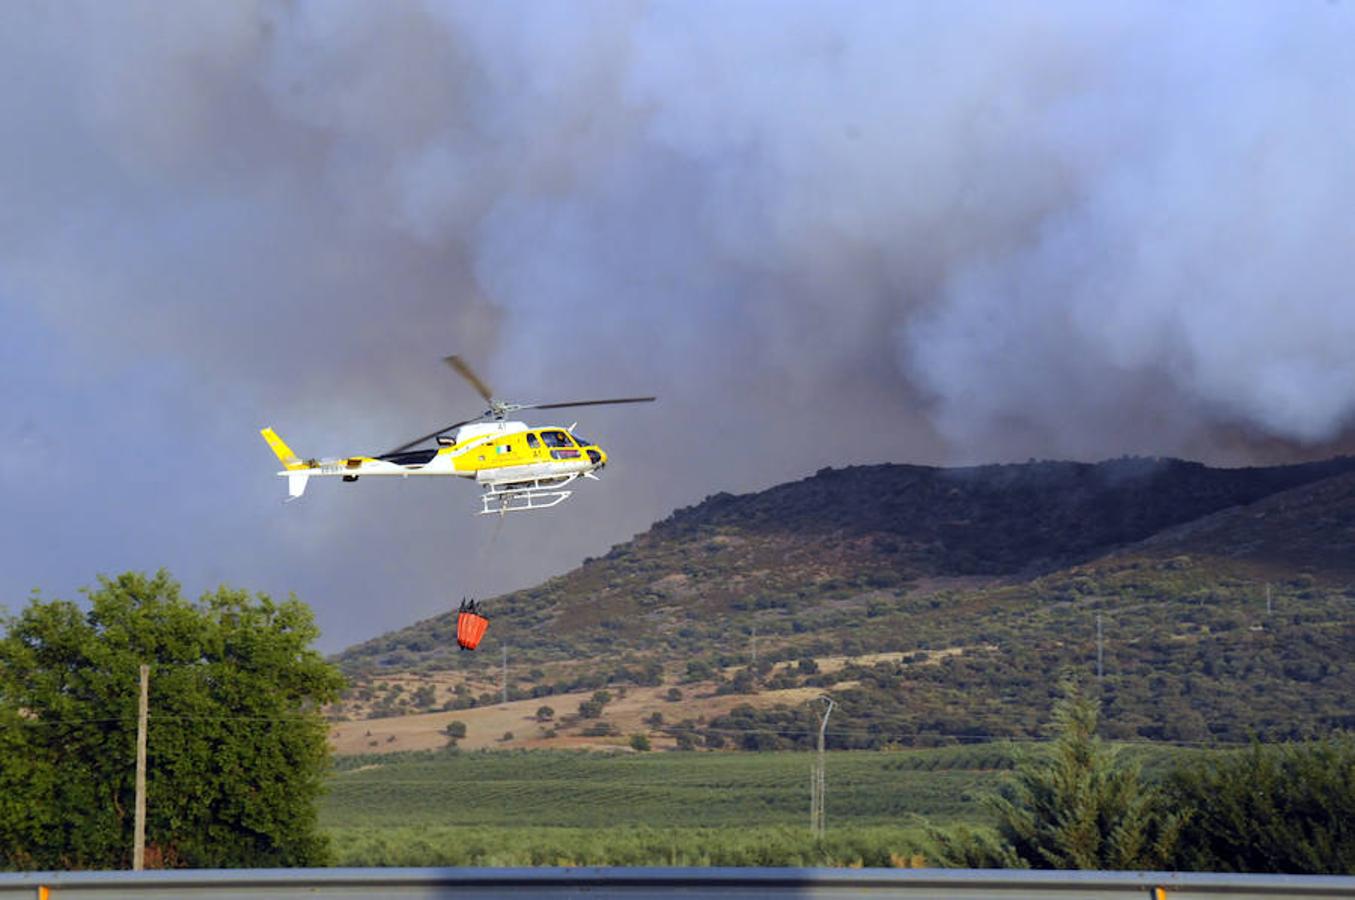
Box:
(3, 1), (1354, 649)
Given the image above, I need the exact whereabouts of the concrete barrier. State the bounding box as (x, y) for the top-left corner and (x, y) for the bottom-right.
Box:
(0, 867), (1353, 899)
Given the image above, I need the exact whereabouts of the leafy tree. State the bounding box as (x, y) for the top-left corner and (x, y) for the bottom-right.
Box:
(684, 660), (714, 682)
(629, 733), (652, 752)
(987, 686), (1183, 869)
(444, 721), (468, 740)
(1168, 736), (1355, 873)
(0, 571), (344, 869)
(535, 706), (555, 722)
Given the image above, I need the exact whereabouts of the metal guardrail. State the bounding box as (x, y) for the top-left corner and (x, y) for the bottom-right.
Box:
(0, 867), (1353, 899)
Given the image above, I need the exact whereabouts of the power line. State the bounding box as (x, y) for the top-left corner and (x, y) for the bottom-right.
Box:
(684, 724), (1251, 748)
(9, 713), (328, 727)
(1096, 612), (1104, 681)
(4, 708), (1267, 750)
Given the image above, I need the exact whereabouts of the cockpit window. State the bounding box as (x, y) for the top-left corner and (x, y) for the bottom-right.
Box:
(526, 433), (540, 449)
(571, 435), (593, 447)
(541, 430), (575, 448)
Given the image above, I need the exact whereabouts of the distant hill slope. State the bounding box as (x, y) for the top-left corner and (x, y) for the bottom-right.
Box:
(338, 456), (1355, 672)
(1126, 468), (1355, 579)
(332, 456), (1355, 750)
(651, 457), (1355, 572)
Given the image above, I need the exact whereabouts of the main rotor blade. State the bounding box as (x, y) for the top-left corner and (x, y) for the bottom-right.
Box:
(384, 418), (479, 456)
(445, 355), (494, 406)
(525, 397), (657, 411)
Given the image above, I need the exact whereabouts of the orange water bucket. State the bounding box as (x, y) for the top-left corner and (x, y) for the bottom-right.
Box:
(456, 600), (489, 650)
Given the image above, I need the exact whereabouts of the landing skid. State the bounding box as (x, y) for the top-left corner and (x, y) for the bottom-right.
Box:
(479, 474), (580, 515)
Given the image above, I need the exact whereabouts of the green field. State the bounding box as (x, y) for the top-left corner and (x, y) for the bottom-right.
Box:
(321, 747), (1009, 865)
(323, 747), (1016, 830)
(320, 744), (1201, 866)
(324, 824), (937, 867)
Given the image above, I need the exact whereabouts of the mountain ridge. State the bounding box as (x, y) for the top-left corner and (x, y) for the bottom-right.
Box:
(338, 454), (1355, 670)
(330, 455), (1355, 749)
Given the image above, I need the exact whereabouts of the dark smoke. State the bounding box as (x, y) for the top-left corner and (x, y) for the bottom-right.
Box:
(1, 1), (1353, 646)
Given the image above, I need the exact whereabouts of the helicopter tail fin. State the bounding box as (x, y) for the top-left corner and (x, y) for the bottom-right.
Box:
(286, 471), (311, 500)
(260, 427), (305, 470)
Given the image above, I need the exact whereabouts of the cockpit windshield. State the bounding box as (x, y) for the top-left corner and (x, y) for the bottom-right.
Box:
(571, 435), (593, 447)
(540, 430), (576, 448)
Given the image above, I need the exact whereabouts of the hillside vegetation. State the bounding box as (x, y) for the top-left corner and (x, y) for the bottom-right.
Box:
(332, 457), (1355, 750)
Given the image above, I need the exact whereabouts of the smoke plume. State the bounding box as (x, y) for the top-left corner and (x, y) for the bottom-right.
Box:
(2, 1), (1353, 646)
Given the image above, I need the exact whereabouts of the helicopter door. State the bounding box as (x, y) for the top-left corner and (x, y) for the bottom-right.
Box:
(526, 432), (542, 460)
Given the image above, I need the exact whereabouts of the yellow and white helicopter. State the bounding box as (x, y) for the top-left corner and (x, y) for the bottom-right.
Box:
(261, 356), (654, 515)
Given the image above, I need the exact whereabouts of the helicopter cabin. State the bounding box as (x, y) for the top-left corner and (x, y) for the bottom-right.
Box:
(449, 422), (599, 468)
(446, 420), (528, 444)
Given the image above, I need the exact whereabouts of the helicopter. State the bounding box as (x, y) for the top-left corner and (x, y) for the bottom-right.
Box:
(261, 355), (654, 515)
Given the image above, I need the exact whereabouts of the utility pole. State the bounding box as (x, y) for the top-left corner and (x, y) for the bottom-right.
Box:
(810, 695), (834, 838)
(501, 645), (508, 705)
(1096, 613), (1104, 682)
(809, 765), (816, 836)
(133, 664), (148, 871)
(1266, 583), (1273, 617)
(751, 626), (757, 668)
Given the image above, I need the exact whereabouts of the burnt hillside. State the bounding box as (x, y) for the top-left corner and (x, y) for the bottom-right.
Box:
(651, 456), (1355, 574)
(334, 456), (1355, 746)
(339, 455), (1355, 673)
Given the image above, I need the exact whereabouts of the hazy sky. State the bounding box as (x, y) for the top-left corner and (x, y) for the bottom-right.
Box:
(3, 1), (1354, 649)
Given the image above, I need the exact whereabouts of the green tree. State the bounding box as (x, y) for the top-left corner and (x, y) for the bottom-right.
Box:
(629, 733), (652, 752)
(0, 571), (344, 870)
(987, 686), (1183, 869)
(1168, 736), (1355, 873)
(926, 823), (1023, 869)
(730, 669), (756, 694)
(684, 660), (713, 682)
